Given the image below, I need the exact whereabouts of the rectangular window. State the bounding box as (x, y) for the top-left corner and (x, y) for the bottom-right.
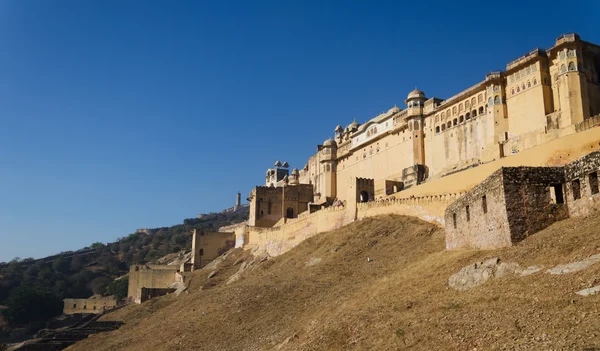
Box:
(466, 205), (470, 222)
(572, 179), (581, 200)
(589, 172), (599, 195)
(550, 184), (564, 204)
(482, 195), (487, 214)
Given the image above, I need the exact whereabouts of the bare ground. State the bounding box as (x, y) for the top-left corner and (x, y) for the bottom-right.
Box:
(67, 214), (600, 351)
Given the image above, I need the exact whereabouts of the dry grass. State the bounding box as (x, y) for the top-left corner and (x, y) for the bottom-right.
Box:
(67, 214), (600, 351)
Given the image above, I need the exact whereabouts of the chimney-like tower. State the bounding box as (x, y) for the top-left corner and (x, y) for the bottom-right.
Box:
(235, 192), (241, 210)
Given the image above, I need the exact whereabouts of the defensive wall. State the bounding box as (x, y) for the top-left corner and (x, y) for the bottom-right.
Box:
(245, 191), (461, 257)
(127, 264), (179, 303)
(63, 296), (118, 315)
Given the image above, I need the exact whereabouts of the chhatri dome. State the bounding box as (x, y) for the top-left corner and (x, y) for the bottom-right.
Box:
(407, 88), (426, 100)
(387, 105), (401, 114)
(323, 138), (336, 147)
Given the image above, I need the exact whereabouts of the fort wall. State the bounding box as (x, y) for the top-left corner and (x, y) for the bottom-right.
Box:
(127, 265), (178, 302)
(63, 296), (118, 315)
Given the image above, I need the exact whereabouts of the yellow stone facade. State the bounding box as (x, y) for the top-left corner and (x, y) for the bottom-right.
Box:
(295, 33), (600, 206)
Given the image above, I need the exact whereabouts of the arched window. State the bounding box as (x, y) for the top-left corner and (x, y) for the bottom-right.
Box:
(559, 51), (566, 60)
(517, 86), (520, 92)
(533, 78), (537, 85)
(472, 109), (477, 117)
(459, 116), (464, 123)
(465, 100), (470, 109)
(453, 118), (457, 126)
(488, 97), (493, 106)
(568, 62), (576, 71)
(459, 103), (463, 112)
(441, 124), (446, 131)
(522, 84), (525, 91)
(465, 113), (470, 121)
(435, 126), (440, 134)
(478, 94), (483, 103)
(452, 106), (457, 115)
(527, 81), (531, 88)
(560, 64), (567, 73)
(567, 49), (575, 57)
(479, 106), (484, 115)
(494, 96), (501, 104)
(471, 97), (476, 106)
(441, 112), (445, 119)
(447, 121), (451, 128)
(435, 114), (439, 122)
(512, 88), (515, 95)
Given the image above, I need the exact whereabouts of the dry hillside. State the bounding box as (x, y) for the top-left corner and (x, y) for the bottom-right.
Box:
(67, 214), (600, 350)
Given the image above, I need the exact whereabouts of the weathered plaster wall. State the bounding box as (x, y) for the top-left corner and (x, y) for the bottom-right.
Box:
(127, 265), (178, 301)
(247, 206), (347, 256)
(63, 296), (117, 315)
(191, 230), (235, 269)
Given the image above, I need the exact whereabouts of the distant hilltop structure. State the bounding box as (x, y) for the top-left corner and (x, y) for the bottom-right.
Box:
(198, 192), (249, 218)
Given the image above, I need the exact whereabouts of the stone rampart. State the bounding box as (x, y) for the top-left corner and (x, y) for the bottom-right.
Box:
(357, 193), (464, 225)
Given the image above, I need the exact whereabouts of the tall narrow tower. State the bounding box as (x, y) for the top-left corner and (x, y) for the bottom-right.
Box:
(235, 192), (241, 210)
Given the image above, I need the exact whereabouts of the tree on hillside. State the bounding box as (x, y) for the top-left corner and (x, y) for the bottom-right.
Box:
(91, 277), (112, 295)
(106, 277), (128, 300)
(2, 286), (62, 326)
(90, 242), (105, 250)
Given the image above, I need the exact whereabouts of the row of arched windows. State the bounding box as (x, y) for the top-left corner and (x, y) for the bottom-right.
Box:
(434, 107), (485, 134)
(511, 78), (538, 95)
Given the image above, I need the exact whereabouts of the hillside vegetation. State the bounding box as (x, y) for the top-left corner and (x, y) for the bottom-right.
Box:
(0, 207), (248, 341)
(66, 214), (600, 350)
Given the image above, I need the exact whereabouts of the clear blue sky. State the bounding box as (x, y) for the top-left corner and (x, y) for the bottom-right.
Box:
(0, 0), (597, 261)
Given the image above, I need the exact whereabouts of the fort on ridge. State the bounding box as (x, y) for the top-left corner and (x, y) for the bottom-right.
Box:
(240, 33), (600, 254)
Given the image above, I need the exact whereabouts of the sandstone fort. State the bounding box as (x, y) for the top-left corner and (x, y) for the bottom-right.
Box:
(60, 32), (600, 314)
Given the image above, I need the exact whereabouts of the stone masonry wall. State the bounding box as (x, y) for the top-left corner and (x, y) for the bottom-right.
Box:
(445, 169), (511, 250)
(564, 151), (600, 217)
(502, 167), (568, 242)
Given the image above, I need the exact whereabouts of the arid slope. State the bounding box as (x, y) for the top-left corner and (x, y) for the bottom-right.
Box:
(68, 214), (600, 350)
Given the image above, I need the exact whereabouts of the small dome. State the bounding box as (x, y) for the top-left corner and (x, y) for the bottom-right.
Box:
(387, 105), (401, 114)
(323, 138), (336, 147)
(274, 160), (282, 167)
(347, 119), (360, 130)
(292, 168), (299, 175)
(407, 89), (425, 100)
(334, 124), (343, 133)
(282, 161), (289, 168)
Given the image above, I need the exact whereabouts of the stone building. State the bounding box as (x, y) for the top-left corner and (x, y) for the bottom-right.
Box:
(248, 182), (313, 227)
(191, 229), (235, 270)
(446, 151), (600, 250)
(127, 264), (180, 304)
(281, 33), (600, 206)
(63, 295), (118, 315)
